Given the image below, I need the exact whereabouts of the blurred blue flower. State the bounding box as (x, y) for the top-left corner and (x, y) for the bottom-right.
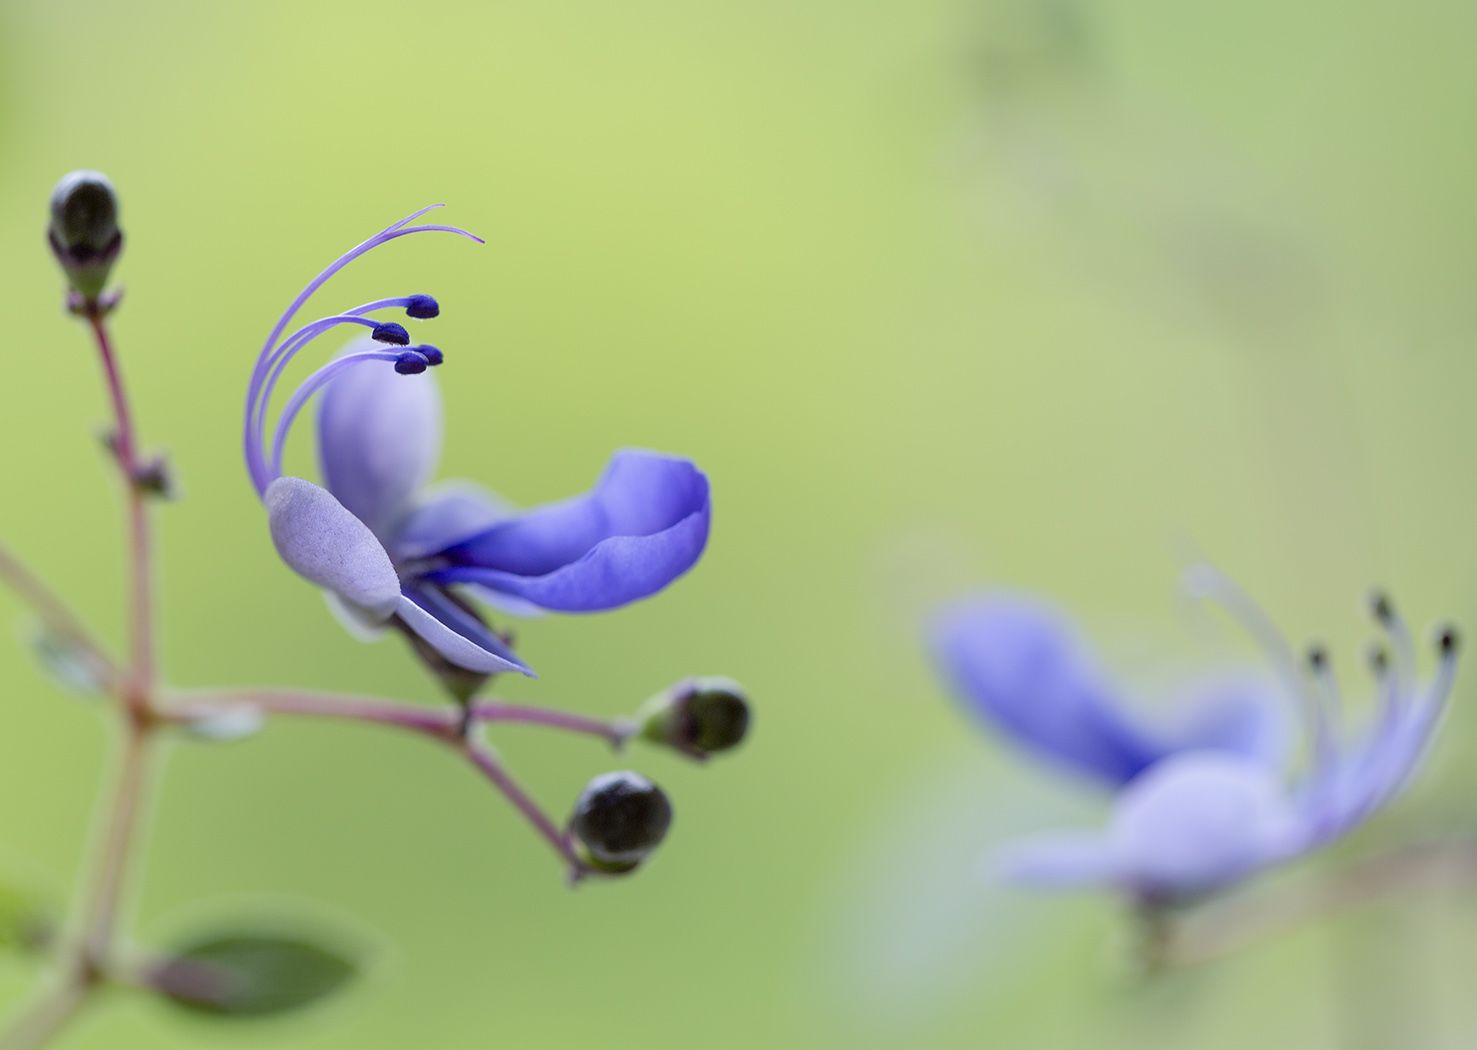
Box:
(244, 207), (712, 678)
(930, 571), (1459, 905)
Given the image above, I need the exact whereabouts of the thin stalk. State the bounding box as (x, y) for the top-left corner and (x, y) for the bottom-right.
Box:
(87, 311), (153, 704)
(158, 689), (594, 875)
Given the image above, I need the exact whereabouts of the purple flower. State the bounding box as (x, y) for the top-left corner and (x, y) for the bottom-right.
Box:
(930, 571), (1460, 905)
(244, 207), (712, 679)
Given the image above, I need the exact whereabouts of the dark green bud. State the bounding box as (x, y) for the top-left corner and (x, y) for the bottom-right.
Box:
(47, 170), (123, 301)
(638, 676), (751, 758)
(569, 771), (672, 874)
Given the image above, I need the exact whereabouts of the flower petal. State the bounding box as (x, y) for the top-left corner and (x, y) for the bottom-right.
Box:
(1108, 752), (1302, 902)
(394, 588), (535, 677)
(265, 477), (399, 620)
(391, 482), (512, 562)
(317, 339), (442, 538)
(929, 596), (1161, 788)
(997, 834), (1118, 890)
(1152, 676), (1291, 770)
(427, 450), (711, 613)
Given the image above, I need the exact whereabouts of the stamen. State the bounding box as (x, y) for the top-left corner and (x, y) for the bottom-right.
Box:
(1303, 643), (1341, 766)
(1369, 590), (1418, 695)
(405, 295), (440, 319)
(394, 350), (430, 375)
(1183, 564), (1326, 745)
(249, 296), (439, 476)
(372, 322), (411, 346)
(415, 344), (444, 366)
(244, 206), (481, 495)
(268, 352), (423, 478)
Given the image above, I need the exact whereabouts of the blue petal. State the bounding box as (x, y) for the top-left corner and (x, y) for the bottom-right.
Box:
(426, 450), (710, 613)
(317, 339), (442, 538)
(265, 477), (400, 620)
(390, 482), (512, 562)
(1151, 676), (1291, 770)
(1108, 752), (1302, 902)
(929, 596), (1162, 787)
(395, 587), (535, 677)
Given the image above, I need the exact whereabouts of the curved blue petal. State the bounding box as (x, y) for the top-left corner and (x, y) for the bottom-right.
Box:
(395, 587), (535, 677)
(265, 477), (400, 620)
(317, 339), (442, 539)
(929, 596), (1162, 787)
(390, 482), (512, 562)
(425, 450), (711, 613)
(1108, 752), (1302, 902)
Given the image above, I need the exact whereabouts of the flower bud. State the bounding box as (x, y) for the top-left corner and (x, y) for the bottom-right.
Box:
(47, 170), (123, 301)
(638, 676), (750, 758)
(569, 771), (672, 874)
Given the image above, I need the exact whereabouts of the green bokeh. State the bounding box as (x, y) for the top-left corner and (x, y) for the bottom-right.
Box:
(2, 0), (1477, 1045)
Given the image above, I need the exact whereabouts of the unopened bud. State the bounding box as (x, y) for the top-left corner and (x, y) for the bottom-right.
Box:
(47, 170), (123, 301)
(638, 676), (750, 758)
(569, 771), (672, 874)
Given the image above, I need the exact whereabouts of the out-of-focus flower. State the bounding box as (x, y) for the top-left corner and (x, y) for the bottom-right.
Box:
(930, 572), (1460, 906)
(244, 207), (712, 682)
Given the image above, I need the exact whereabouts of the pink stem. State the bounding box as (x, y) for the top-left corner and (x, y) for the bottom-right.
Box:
(160, 690), (602, 876)
(462, 740), (584, 877)
(87, 312), (153, 704)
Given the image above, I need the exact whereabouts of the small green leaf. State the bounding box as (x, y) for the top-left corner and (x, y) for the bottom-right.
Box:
(28, 627), (108, 697)
(152, 930), (361, 1018)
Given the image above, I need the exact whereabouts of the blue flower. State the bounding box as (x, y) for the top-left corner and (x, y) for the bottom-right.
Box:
(929, 571), (1459, 905)
(244, 207), (712, 678)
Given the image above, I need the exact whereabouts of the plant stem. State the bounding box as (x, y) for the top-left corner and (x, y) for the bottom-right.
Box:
(87, 311), (153, 704)
(1159, 838), (1477, 967)
(0, 983), (89, 1050)
(157, 689), (596, 875)
(0, 307), (162, 1050)
(163, 688), (634, 746)
(461, 739), (585, 878)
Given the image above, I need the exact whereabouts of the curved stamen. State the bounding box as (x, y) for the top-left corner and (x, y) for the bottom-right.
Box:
(1370, 591), (1417, 699)
(267, 351), (428, 481)
(1298, 645), (1344, 822)
(1183, 565), (1327, 752)
(244, 207), (481, 493)
(247, 296), (450, 495)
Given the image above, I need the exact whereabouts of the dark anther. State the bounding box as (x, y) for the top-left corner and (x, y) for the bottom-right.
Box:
(393, 351), (429, 375)
(1367, 645), (1389, 675)
(1439, 626), (1460, 657)
(405, 294), (440, 319)
(415, 344), (444, 366)
(1370, 592), (1394, 624)
(1306, 644), (1329, 671)
(372, 322), (411, 345)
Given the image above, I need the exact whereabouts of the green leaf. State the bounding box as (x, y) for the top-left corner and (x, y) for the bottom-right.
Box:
(28, 627), (108, 697)
(152, 930), (361, 1018)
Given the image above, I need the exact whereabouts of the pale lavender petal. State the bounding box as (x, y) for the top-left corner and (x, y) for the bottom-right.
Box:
(394, 588), (535, 677)
(997, 834), (1118, 890)
(426, 450), (710, 613)
(265, 477), (399, 620)
(317, 339), (442, 538)
(1152, 676), (1291, 770)
(929, 596), (1161, 788)
(1108, 752), (1302, 901)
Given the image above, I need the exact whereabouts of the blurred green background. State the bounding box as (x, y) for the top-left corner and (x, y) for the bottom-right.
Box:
(3, 0), (1477, 1045)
